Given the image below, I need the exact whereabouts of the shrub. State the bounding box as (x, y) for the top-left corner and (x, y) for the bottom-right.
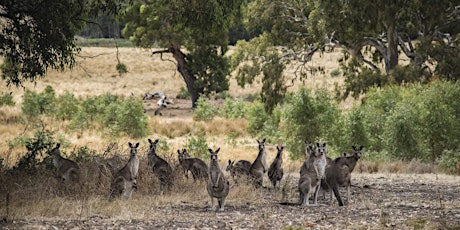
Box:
(56, 92), (80, 120)
(22, 86), (56, 116)
(438, 149), (460, 175)
(282, 88), (339, 160)
(176, 86), (190, 99)
(0, 92), (15, 106)
(193, 96), (217, 121)
(103, 97), (149, 138)
(219, 97), (248, 119)
(246, 101), (281, 142)
(184, 134), (209, 159)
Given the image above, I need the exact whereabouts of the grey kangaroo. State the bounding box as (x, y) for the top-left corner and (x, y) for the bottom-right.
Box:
(206, 148), (230, 211)
(322, 145), (363, 204)
(281, 142), (327, 206)
(249, 138), (268, 188)
(268, 145), (284, 188)
(226, 159), (251, 183)
(177, 148), (208, 181)
(109, 142), (139, 200)
(49, 143), (81, 184)
(147, 138), (174, 191)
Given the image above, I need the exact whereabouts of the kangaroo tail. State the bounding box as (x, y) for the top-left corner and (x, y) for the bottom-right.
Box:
(279, 201), (301, 206)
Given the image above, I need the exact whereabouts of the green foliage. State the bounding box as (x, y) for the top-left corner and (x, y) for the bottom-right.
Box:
(184, 134), (209, 159)
(56, 92), (80, 120)
(0, 92), (15, 106)
(438, 150), (460, 175)
(193, 97), (217, 122)
(102, 97), (149, 138)
(12, 128), (56, 173)
(116, 63), (128, 76)
(22, 86), (57, 116)
(1, 0), (124, 86)
(69, 146), (95, 163)
(218, 98), (248, 119)
(282, 88), (339, 160)
(246, 101), (281, 143)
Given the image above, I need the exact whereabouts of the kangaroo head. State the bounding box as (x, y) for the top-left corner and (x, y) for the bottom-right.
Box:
(128, 142), (139, 157)
(177, 149), (183, 161)
(276, 145), (284, 158)
(226, 160), (234, 171)
(208, 148), (221, 162)
(257, 138), (266, 152)
(352, 145), (364, 159)
(315, 142), (328, 158)
(182, 149), (190, 158)
(49, 143), (61, 156)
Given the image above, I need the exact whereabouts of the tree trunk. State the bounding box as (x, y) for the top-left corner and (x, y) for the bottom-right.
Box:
(385, 13), (399, 74)
(168, 47), (201, 108)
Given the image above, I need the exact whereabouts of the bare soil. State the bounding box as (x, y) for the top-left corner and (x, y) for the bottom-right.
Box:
(2, 173), (459, 229)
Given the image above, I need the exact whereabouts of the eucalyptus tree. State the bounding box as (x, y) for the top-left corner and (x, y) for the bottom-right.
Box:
(121, 0), (244, 107)
(232, 0), (459, 110)
(0, 0), (125, 87)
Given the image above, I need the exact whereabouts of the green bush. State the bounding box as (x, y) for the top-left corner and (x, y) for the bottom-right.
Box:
(0, 92), (15, 106)
(438, 149), (460, 175)
(246, 101), (281, 142)
(219, 97), (248, 119)
(102, 97), (149, 138)
(184, 134), (209, 159)
(22, 86), (56, 116)
(56, 92), (80, 120)
(282, 88), (339, 160)
(193, 96), (217, 121)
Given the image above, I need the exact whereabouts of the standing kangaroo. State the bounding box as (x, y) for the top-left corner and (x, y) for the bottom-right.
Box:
(226, 159), (251, 183)
(249, 138), (268, 188)
(109, 142), (139, 200)
(177, 149), (208, 181)
(49, 143), (81, 184)
(268, 145), (284, 188)
(322, 145), (363, 204)
(147, 138), (174, 191)
(206, 148), (230, 211)
(281, 142), (327, 206)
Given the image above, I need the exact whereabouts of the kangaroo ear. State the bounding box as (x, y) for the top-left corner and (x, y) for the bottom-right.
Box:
(177, 149), (181, 154)
(359, 145), (364, 150)
(352, 145), (356, 151)
(148, 139), (152, 144)
(135, 143), (139, 148)
(323, 143), (327, 147)
(154, 139), (159, 144)
(128, 142), (133, 148)
(208, 148), (213, 154)
(262, 138), (266, 143)
(56, 143), (61, 149)
(316, 142), (320, 147)
(216, 148), (220, 153)
(228, 159), (231, 164)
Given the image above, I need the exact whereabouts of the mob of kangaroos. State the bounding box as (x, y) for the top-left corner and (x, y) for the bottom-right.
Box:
(207, 148), (230, 211)
(177, 148), (208, 181)
(147, 138), (174, 192)
(249, 138), (268, 188)
(49, 143), (81, 184)
(109, 142), (139, 200)
(322, 145), (364, 205)
(268, 145), (284, 188)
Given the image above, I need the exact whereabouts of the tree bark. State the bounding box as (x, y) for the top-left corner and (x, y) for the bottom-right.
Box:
(153, 47), (202, 108)
(385, 12), (399, 74)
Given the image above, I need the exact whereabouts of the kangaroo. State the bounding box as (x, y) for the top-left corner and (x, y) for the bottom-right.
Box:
(177, 149), (208, 181)
(249, 138), (268, 187)
(49, 143), (81, 184)
(109, 142), (140, 200)
(281, 142), (328, 206)
(226, 159), (251, 183)
(206, 148), (230, 211)
(322, 145), (363, 204)
(147, 138), (174, 191)
(268, 145), (284, 188)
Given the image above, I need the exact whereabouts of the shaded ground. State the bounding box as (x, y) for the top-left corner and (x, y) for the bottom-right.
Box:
(2, 173), (459, 229)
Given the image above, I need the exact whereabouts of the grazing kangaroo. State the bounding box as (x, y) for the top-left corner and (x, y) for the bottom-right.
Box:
(206, 148), (230, 211)
(177, 149), (208, 181)
(49, 143), (81, 184)
(109, 142), (140, 200)
(322, 145), (363, 204)
(147, 138), (174, 191)
(268, 145), (284, 188)
(226, 159), (251, 183)
(249, 138), (268, 187)
(281, 142), (328, 206)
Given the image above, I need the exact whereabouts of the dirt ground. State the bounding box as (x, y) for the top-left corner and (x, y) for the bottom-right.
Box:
(2, 173), (459, 229)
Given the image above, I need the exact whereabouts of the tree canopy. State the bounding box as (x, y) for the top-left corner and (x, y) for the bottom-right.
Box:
(232, 0), (460, 112)
(121, 0), (244, 107)
(0, 0), (125, 87)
